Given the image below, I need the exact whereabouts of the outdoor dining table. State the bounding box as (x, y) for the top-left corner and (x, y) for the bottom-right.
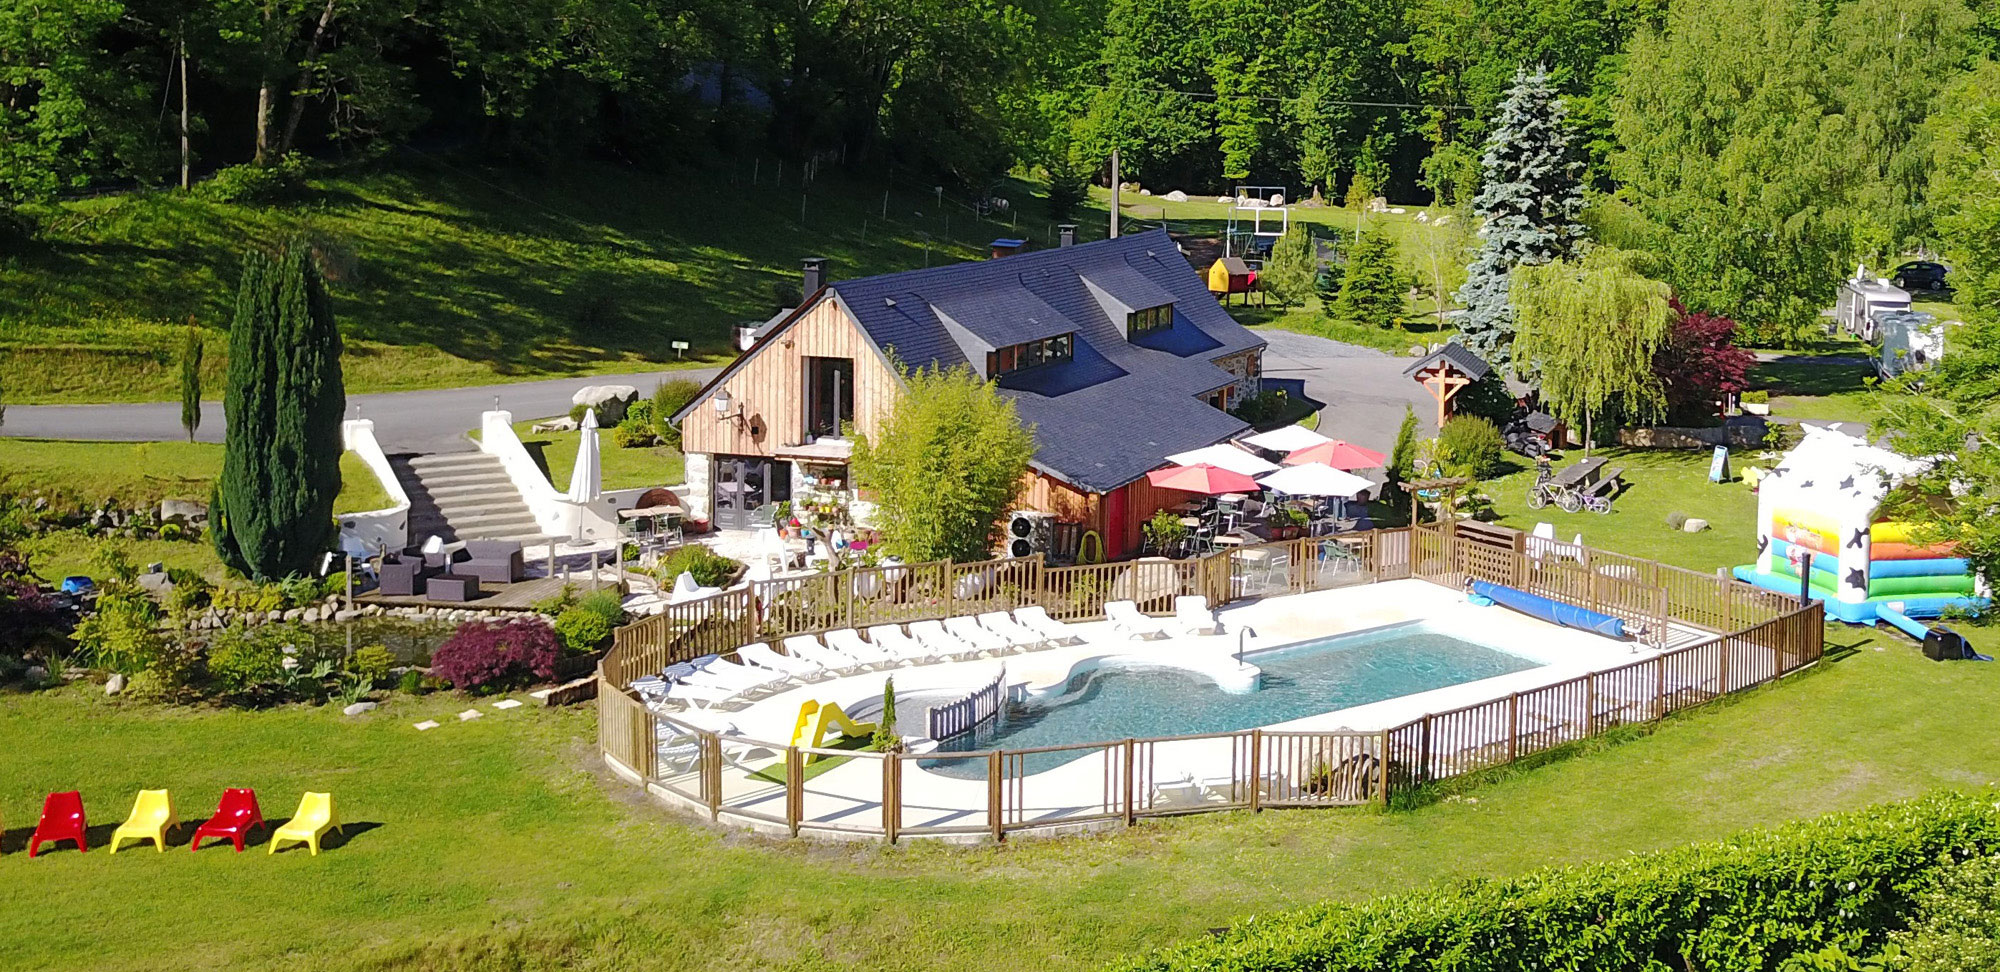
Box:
(1549, 456), (1607, 489)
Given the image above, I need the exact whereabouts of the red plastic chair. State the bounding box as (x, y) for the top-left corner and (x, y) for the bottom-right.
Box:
(189, 788), (265, 853)
(29, 791), (88, 857)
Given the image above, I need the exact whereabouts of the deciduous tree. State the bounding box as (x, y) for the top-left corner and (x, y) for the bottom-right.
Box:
(1511, 247), (1672, 455)
(852, 364), (1033, 564)
(1652, 302), (1753, 425)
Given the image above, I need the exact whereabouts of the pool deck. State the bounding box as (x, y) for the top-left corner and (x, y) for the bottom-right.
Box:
(643, 578), (1732, 840)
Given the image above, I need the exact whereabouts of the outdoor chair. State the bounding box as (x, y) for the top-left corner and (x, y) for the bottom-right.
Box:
(944, 616), (1012, 656)
(377, 559), (427, 597)
(109, 789), (175, 854)
(1173, 596), (1222, 636)
(664, 679), (743, 709)
(1105, 600), (1168, 640)
(191, 788), (265, 853)
(909, 620), (980, 660)
(269, 792), (341, 856)
(459, 540), (525, 584)
(1013, 607), (1083, 645)
(867, 625), (935, 663)
(682, 657), (787, 695)
(784, 634), (865, 672)
(827, 629), (901, 667)
(739, 642), (825, 680)
(976, 611), (1045, 650)
(426, 574), (481, 602)
(28, 791), (88, 856)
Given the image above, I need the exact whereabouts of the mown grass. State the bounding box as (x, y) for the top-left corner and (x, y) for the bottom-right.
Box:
(1748, 356), (1881, 429)
(511, 418), (686, 492)
(1479, 448), (1763, 573)
(3, 161), (1098, 404)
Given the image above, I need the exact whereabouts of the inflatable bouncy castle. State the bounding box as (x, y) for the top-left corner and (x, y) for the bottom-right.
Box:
(1732, 426), (1987, 623)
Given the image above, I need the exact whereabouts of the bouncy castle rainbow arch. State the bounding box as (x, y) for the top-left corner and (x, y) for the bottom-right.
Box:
(1732, 426), (1987, 623)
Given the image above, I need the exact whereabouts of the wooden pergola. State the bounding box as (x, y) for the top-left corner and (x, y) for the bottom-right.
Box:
(1403, 344), (1492, 429)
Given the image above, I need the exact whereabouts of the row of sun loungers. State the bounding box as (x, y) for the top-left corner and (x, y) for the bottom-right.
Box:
(633, 600), (1227, 712)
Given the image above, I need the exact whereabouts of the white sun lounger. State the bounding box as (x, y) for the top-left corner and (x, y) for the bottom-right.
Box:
(1012, 606), (1083, 645)
(868, 624), (935, 663)
(944, 615), (1012, 656)
(977, 610), (1045, 650)
(663, 679), (742, 709)
(739, 641), (825, 679)
(682, 657), (788, 695)
(1106, 600), (1168, 639)
(910, 619), (980, 660)
(1173, 596), (1221, 636)
(784, 634), (863, 673)
(827, 628), (899, 667)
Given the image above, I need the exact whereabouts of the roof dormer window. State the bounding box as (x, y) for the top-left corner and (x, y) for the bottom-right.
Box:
(987, 333), (1073, 377)
(1127, 304), (1172, 337)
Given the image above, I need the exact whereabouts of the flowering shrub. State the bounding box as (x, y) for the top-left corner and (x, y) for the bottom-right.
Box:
(429, 618), (560, 691)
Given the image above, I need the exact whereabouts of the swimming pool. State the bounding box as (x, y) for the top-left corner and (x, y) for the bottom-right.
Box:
(920, 623), (1539, 778)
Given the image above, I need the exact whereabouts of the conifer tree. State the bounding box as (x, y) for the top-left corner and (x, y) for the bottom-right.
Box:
(1383, 405), (1419, 513)
(179, 326), (203, 441)
(1261, 226), (1317, 308)
(211, 243), (346, 581)
(1330, 230), (1404, 328)
(1455, 66), (1585, 371)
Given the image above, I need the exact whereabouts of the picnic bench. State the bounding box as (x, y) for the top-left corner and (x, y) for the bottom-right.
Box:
(1529, 457), (1625, 514)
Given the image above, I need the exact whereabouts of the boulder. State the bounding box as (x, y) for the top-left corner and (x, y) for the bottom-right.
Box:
(1268, 193), (1285, 206)
(1682, 518), (1710, 533)
(1409, 345), (1428, 357)
(1163, 190), (1189, 202)
(25, 666), (47, 685)
(1138, 188), (1152, 196)
(105, 673), (127, 696)
(335, 609), (361, 622)
(159, 498), (207, 523)
(343, 701), (378, 716)
(1216, 195), (1234, 204)
(531, 417), (579, 433)
(572, 384), (639, 424)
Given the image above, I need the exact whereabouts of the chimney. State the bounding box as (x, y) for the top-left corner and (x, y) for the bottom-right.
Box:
(1058, 224), (1076, 248)
(735, 322), (761, 351)
(801, 257), (827, 301)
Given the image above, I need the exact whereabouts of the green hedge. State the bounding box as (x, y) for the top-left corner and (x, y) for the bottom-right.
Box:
(1113, 791), (2000, 972)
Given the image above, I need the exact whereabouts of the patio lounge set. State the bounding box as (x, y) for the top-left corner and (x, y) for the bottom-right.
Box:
(376, 539), (527, 602)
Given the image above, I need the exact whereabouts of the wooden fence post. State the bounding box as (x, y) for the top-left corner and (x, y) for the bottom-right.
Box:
(785, 747), (803, 837)
(988, 751), (1004, 842)
(1248, 729), (1263, 812)
(1507, 692), (1519, 762)
(1124, 739), (1137, 825)
(1718, 631), (1732, 693)
(1654, 657), (1667, 720)
(704, 732), (723, 820)
(1418, 716), (1432, 786)
(1583, 675), (1597, 738)
(1584, 548), (1599, 615)
(883, 752), (900, 844)
(1377, 730), (1391, 806)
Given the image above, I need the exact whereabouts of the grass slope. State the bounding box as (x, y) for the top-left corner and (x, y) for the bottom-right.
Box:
(511, 417), (685, 493)
(3, 160), (1100, 404)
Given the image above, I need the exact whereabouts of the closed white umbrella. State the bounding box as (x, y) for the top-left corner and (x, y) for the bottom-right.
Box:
(568, 407), (602, 503)
(1165, 443), (1280, 476)
(1256, 462), (1373, 498)
(1242, 425), (1331, 453)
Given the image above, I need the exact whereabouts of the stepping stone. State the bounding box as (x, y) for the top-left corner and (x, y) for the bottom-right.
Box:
(458, 709), (483, 721)
(414, 720), (440, 731)
(528, 688), (555, 700)
(491, 699), (522, 710)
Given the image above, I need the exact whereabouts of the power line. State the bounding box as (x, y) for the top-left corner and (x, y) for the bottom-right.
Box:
(1078, 82), (1476, 112)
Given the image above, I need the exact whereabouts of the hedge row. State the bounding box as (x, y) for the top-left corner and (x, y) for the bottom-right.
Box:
(1114, 791), (2000, 972)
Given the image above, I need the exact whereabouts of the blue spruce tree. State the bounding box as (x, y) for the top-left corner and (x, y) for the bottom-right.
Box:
(1454, 66), (1585, 372)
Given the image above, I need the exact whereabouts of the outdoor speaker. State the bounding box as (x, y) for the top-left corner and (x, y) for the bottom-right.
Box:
(1007, 511), (1054, 559)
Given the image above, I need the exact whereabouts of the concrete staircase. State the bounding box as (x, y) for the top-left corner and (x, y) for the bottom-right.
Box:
(392, 452), (546, 547)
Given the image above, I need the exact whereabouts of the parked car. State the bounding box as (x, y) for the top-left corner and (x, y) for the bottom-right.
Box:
(1893, 261), (1948, 292)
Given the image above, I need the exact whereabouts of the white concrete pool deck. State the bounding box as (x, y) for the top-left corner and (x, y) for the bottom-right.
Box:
(643, 579), (1719, 839)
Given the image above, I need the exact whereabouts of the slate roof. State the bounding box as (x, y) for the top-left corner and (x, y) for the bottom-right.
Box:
(826, 229), (1266, 492)
(1402, 342), (1492, 382)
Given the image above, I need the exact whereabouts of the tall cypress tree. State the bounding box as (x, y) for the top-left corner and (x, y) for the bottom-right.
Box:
(179, 325), (203, 441)
(212, 243), (346, 581)
(1455, 66), (1585, 372)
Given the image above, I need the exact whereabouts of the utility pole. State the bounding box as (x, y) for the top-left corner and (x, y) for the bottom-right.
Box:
(1109, 147), (1121, 239)
(178, 27), (191, 190)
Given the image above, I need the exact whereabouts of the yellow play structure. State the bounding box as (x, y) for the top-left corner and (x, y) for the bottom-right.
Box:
(789, 700), (878, 760)
(270, 792), (341, 855)
(109, 789), (175, 854)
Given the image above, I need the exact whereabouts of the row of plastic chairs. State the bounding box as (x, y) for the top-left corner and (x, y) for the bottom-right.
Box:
(18, 788), (342, 857)
(633, 607), (1089, 711)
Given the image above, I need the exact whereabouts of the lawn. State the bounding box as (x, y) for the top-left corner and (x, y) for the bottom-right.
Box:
(2, 162), (1111, 404)
(1747, 356), (1881, 429)
(511, 418), (686, 492)
(1479, 448), (1764, 573)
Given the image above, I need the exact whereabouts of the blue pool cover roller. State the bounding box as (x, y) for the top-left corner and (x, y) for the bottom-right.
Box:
(1469, 581), (1628, 639)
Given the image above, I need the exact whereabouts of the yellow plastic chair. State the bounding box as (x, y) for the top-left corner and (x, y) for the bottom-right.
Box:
(109, 789), (175, 854)
(269, 792), (340, 855)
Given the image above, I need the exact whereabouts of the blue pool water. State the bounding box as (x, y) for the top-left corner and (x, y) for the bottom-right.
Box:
(920, 624), (1539, 778)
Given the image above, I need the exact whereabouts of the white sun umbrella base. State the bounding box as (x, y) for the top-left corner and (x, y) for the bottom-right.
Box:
(1242, 425), (1332, 453)
(1257, 462), (1373, 498)
(1164, 443), (1280, 477)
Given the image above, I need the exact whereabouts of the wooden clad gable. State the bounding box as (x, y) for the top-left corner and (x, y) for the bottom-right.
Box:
(680, 295), (903, 457)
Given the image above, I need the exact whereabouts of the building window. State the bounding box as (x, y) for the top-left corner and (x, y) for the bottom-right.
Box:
(1246, 352), (1261, 378)
(1127, 304), (1173, 335)
(805, 356), (854, 438)
(1207, 387), (1234, 411)
(986, 333), (1073, 377)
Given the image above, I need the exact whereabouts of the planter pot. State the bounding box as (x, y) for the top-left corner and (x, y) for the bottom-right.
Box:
(1742, 402), (1770, 416)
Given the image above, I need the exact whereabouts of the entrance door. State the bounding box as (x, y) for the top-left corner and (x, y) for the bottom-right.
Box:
(712, 455), (790, 530)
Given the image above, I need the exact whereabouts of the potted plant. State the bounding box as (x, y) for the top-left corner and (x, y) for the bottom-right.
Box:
(1144, 509), (1188, 554)
(1741, 390), (1771, 416)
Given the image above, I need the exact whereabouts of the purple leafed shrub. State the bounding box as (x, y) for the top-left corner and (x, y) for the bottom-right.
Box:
(428, 618), (560, 691)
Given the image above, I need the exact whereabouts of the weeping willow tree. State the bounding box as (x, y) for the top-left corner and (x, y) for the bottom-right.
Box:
(1511, 248), (1673, 456)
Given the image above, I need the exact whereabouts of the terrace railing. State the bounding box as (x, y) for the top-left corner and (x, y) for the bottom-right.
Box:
(599, 522), (1824, 840)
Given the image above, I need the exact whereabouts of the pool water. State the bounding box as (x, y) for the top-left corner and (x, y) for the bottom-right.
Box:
(920, 624), (1538, 778)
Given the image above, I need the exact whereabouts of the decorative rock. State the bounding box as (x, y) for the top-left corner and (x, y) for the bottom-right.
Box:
(282, 608), (303, 622)
(571, 384), (639, 424)
(1138, 188), (1151, 196)
(457, 708), (484, 721)
(159, 498), (207, 523)
(1682, 518), (1710, 533)
(1268, 193), (1284, 206)
(531, 417), (578, 433)
(1215, 195), (1233, 204)
(1163, 190), (1188, 202)
(267, 610), (284, 623)
(335, 609), (360, 622)
(1409, 345), (1428, 357)
(105, 673), (127, 696)
(414, 720), (440, 731)
(343, 701), (378, 716)
(25, 666), (47, 684)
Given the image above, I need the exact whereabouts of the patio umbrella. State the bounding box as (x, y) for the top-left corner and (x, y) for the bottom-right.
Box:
(1284, 439), (1387, 470)
(1257, 462), (1374, 498)
(1145, 463), (1260, 495)
(1241, 425), (1331, 453)
(1164, 443), (1280, 477)
(568, 407), (602, 503)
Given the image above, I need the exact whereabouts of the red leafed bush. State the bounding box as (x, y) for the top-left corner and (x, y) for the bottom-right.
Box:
(1654, 301), (1754, 424)
(428, 618), (560, 691)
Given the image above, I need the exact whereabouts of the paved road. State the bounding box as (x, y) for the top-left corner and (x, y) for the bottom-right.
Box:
(1, 329), (1429, 458)
(0, 369), (720, 455)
